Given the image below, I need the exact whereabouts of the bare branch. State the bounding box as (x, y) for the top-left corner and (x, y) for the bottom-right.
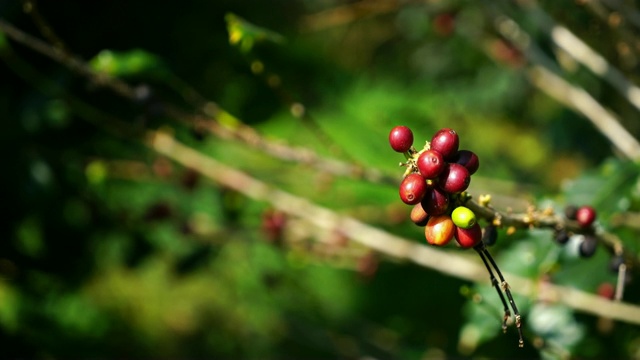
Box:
(527, 65), (640, 160)
(522, 3), (640, 115)
(483, 11), (640, 160)
(0, 19), (136, 100)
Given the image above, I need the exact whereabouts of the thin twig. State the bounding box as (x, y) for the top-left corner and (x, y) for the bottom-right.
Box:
(0, 19), (136, 100)
(475, 247), (510, 333)
(481, 247), (524, 348)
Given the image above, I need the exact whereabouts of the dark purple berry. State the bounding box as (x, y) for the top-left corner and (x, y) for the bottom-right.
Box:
(143, 201), (173, 222)
(389, 126), (414, 153)
(576, 206), (597, 228)
(609, 255), (625, 273)
(482, 225), (498, 246)
(554, 228), (570, 245)
(438, 163), (470, 194)
(399, 173), (427, 205)
(410, 203), (430, 226)
(564, 205), (578, 220)
(579, 235), (598, 258)
(454, 150), (479, 175)
(421, 187), (450, 215)
(430, 128), (459, 160)
(417, 149), (445, 179)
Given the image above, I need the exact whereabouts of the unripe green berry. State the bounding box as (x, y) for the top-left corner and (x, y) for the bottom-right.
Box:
(451, 206), (476, 229)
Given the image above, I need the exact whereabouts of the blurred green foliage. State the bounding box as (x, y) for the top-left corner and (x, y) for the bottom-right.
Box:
(2, 0), (640, 358)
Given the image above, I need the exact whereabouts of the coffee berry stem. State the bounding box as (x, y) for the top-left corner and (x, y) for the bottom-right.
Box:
(475, 244), (511, 333)
(475, 243), (524, 347)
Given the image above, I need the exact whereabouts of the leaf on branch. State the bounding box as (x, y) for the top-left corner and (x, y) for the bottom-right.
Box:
(225, 12), (285, 53)
(89, 49), (170, 79)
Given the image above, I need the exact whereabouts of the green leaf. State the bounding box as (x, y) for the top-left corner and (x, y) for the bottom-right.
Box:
(89, 49), (170, 78)
(225, 13), (285, 53)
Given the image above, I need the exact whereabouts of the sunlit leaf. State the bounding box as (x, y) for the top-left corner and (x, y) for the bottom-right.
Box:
(225, 13), (285, 53)
(89, 49), (170, 79)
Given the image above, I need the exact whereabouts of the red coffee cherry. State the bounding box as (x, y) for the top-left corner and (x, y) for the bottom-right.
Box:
(430, 128), (459, 160)
(438, 163), (470, 194)
(399, 173), (427, 205)
(417, 149), (445, 179)
(421, 187), (450, 215)
(389, 126), (414, 153)
(597, 282), (615, 300)
(575, 206), (597, 228)
(453, 150), (479, 175)
(410, 203), (430, 226)
(454, 222), (482, 248)
(261, 209), (287, 245)
(425, 215), (455, 246)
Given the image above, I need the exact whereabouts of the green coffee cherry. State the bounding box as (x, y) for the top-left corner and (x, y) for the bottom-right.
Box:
(451, 206), (476, 229)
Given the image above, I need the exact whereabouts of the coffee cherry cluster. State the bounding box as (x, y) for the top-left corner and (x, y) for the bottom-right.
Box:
(390, 126), (481, 249)
(554, 205), (599, 258)
(389, 125), (524, 348)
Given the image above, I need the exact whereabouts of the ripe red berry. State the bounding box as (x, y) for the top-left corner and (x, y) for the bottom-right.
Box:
(430, 128), (459, 160)
(455, 223), (482, 248)
(417, 149), (445, 179)
(399, 173), (427, 205)
(261, 209), (287, 245)
(597, 282), (615, 300)
(575, 206), (597, 227)
(453, 150), (479, 175)
(389, 126), (414, 153)
(433, 12), (456, 37)
(438, 163), (470, 194)
(425, 215), (455, 246)
(410, 203), (429, 226)
(421, 187), (450, 215)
